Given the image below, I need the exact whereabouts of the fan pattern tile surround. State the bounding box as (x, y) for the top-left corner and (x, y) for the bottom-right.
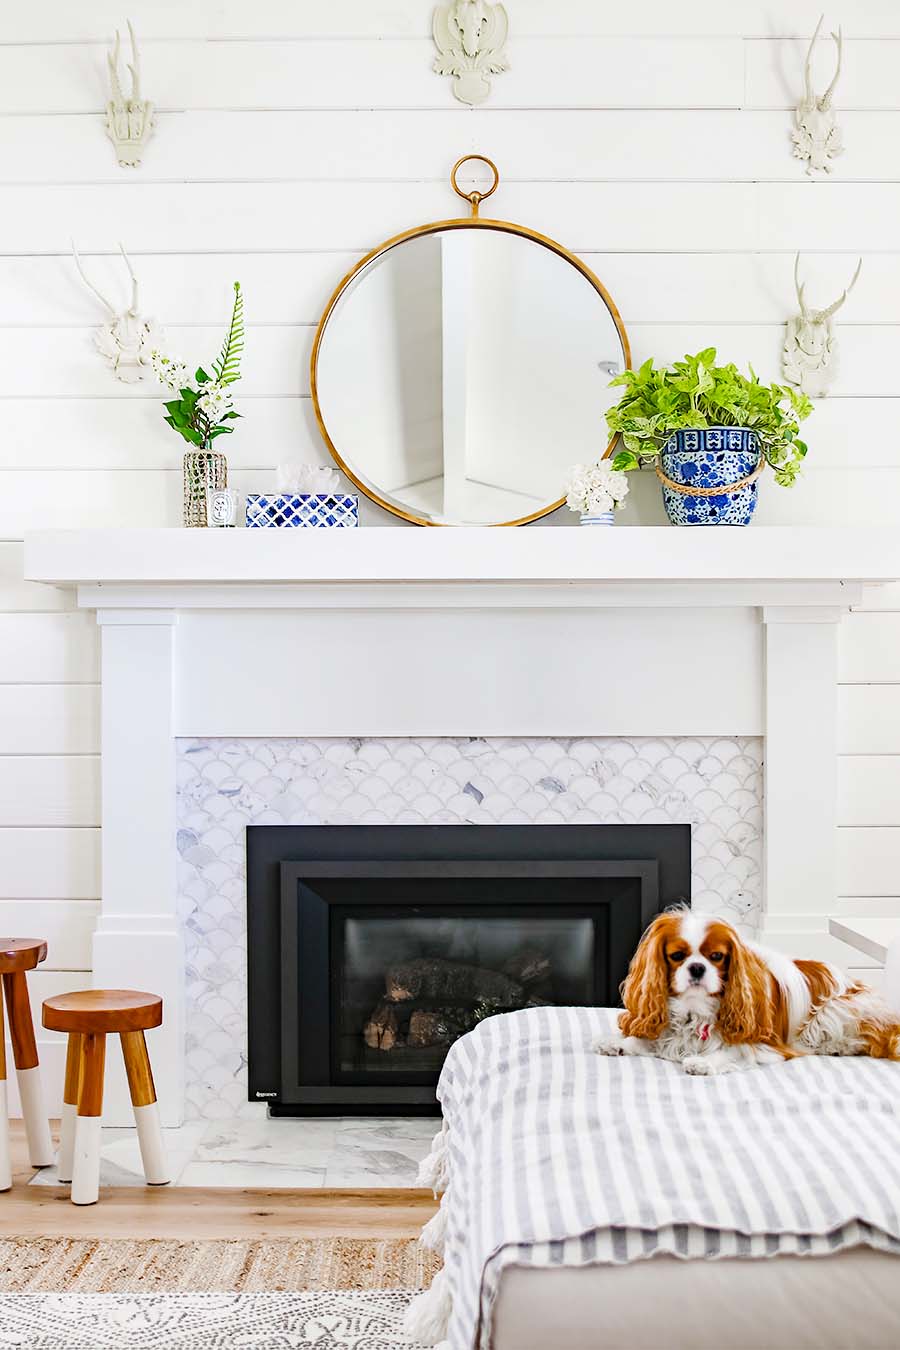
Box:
(176, 736), (763, 1120)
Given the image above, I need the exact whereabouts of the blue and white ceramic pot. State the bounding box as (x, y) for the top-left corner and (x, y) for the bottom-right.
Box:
(657, 427), (762, 527)
(579, 511), (615, 526)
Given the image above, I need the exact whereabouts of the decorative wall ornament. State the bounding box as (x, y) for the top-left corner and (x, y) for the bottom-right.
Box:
(106, 19), (155, 166)
(71, 241), (163, 383)
(792, 15), (843, 174)
(433, 1), (509, 106)
(782, 253), (862, 399)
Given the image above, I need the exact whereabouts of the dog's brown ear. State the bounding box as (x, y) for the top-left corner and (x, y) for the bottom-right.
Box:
(717, 933), (776, 1046)
(618, 914), (674, 1041)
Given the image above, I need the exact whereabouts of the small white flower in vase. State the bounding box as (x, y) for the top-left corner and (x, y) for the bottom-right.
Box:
(565, 461), (630, 525)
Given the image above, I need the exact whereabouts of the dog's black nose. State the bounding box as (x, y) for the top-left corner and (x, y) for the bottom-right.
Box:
(688, 963), (706, 981)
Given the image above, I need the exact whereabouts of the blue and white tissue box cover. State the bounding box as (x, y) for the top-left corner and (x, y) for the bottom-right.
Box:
(245, 493), (359, 528)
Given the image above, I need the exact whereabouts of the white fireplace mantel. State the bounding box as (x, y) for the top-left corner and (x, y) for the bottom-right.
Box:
(24, 526), (900, 1123)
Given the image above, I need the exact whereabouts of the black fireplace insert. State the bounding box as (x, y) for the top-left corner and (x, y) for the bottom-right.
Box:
(246, 824), (690, 1114)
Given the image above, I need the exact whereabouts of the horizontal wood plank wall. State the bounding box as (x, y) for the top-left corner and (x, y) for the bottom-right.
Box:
(1, 1), (898, 1067)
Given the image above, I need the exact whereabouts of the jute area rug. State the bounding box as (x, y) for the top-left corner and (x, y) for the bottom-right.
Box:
(0, 1237), (441, 1349)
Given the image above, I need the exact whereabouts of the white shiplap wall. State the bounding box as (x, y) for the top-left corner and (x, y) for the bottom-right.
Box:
(2, 1), (898, 1087)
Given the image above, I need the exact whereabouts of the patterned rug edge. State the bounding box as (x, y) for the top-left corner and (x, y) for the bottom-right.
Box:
(0, 1290), (426, 1350)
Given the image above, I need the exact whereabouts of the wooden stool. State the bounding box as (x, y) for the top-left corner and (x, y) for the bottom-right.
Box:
(42, 991), (169, 1205)
(0, 939), (54, 1189)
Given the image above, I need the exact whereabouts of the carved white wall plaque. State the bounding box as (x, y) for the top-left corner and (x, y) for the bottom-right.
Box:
(792, 15), (843, 174)
(433, 1), (509, 106)
(106, 19), (155, 167)
(72, 242), (164, 383)
(782, 253), (861, 399)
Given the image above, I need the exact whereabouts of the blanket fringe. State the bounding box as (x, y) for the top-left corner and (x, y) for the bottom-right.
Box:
(417, 1118), (450, 1193)
(419, 1189), (450, 1254)
(404, 1266), (452, 1347)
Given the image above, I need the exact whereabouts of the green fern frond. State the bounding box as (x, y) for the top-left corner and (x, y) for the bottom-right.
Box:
(212, 281), (244, 386)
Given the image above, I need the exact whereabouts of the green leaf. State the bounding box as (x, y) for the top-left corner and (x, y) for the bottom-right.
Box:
(612, 449), (641, 472)
(211, 281), (244, 387)
(195, 367), (210, 384)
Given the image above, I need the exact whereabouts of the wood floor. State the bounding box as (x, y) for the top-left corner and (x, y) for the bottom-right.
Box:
(3, 1122), (437, 1240)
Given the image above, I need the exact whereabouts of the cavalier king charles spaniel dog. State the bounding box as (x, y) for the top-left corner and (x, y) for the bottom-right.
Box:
(594, 908), (900, 1075)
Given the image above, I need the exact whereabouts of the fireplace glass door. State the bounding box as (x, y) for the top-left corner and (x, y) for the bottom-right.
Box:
(337, 908), (596, 1080)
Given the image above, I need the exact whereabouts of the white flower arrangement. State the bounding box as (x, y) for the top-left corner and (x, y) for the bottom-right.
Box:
(150, 282), (243, 451)
(565, 461), (630, 516)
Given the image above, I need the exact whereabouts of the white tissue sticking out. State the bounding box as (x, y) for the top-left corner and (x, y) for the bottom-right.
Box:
(276, 461), (341, 495)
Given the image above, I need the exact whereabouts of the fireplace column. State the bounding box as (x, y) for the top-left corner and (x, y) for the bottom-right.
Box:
(762, 605), (842, 950)
(94, 611), (183, 1126)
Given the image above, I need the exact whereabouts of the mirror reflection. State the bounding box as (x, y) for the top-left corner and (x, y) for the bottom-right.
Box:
(314, 226), (628, 526)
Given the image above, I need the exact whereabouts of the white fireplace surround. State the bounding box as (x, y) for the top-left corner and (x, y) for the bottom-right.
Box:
(24, 525), (900, 1124)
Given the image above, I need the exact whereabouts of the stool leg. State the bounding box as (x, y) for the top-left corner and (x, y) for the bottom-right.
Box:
(0, 991), (11, 1192)
(120, 1031), (169, 1185)
(71, 1032), (105, 1206)
(2, 972), (53, 1167)
(57, 1034), (83, 1184)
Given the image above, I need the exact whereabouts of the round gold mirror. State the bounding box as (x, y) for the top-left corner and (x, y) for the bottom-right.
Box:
(310, 157), (631, 527)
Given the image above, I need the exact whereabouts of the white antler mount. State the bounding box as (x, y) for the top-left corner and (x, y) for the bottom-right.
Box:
(433, 1), (509, 106)
(106, 19), (155, 167)
(72, 242), (164, 383)
(782, 253), (862, 398)
(792, 14), (843, 174)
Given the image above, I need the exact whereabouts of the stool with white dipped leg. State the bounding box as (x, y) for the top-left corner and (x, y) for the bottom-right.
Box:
(42, 990), (169, 1205)
(56, 1032), (82, 1184)
(0, 939), (53, 1173)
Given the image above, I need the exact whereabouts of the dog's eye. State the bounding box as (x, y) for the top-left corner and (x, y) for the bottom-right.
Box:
(709, 952), (725, 963)
(669, 950), (686, 962)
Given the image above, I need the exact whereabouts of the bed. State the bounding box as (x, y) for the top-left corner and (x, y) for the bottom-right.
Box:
(407, 1006), (900, 1350)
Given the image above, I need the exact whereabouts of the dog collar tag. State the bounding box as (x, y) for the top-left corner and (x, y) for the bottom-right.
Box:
(698, 1023), (710, 1042)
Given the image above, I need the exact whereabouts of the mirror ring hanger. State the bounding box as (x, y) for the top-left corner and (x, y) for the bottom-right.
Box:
(450, 153), (500, 217)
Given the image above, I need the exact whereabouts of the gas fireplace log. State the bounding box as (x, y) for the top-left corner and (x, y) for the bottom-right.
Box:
(363, 999), (404, 1051)
(384, 957), (524, 1006)
(407, 1008), (467, 1048)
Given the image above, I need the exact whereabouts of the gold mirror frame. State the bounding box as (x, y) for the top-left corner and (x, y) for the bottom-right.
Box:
(310, 157), (632, 527)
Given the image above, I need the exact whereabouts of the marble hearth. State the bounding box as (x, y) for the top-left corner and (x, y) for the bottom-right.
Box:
(179, 736), (761, 1120)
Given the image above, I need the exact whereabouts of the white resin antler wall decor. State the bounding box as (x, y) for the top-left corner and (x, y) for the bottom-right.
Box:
(782, 253), (861, 398)
(433, 0), (509, 106)
(106, 19), (154, 166)
(72, 241), (163, 383)
(792, 15), (843, 174)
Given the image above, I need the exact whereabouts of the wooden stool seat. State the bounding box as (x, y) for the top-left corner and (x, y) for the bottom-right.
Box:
(42, 991), (163, 1036)
(0, 939), (47, 974)
(0, 939), (53, 1190)
(41, 989), (169, 1205)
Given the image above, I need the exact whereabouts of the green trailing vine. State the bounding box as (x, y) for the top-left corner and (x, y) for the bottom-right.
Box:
(606, 349), (813, 487)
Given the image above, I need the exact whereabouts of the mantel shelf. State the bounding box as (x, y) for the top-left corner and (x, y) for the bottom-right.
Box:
(23, 526), (900, 595)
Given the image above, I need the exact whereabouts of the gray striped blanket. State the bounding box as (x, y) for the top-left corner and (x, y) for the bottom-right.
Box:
(407, 1006), (900, 1350)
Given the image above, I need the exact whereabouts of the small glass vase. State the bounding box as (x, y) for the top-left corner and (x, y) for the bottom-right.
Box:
(579, 510), (615, 526)
(183, 451), (227, 528)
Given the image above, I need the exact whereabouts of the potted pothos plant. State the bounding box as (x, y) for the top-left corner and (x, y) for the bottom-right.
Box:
(606, 349), (812, 526)
(151, 281), (244, 527)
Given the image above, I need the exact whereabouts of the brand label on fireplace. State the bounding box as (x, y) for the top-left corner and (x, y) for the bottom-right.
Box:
(254, 1091), (279, 1098)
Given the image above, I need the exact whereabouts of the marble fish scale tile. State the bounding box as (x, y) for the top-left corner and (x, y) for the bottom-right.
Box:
(177, 736), (763, 1118)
